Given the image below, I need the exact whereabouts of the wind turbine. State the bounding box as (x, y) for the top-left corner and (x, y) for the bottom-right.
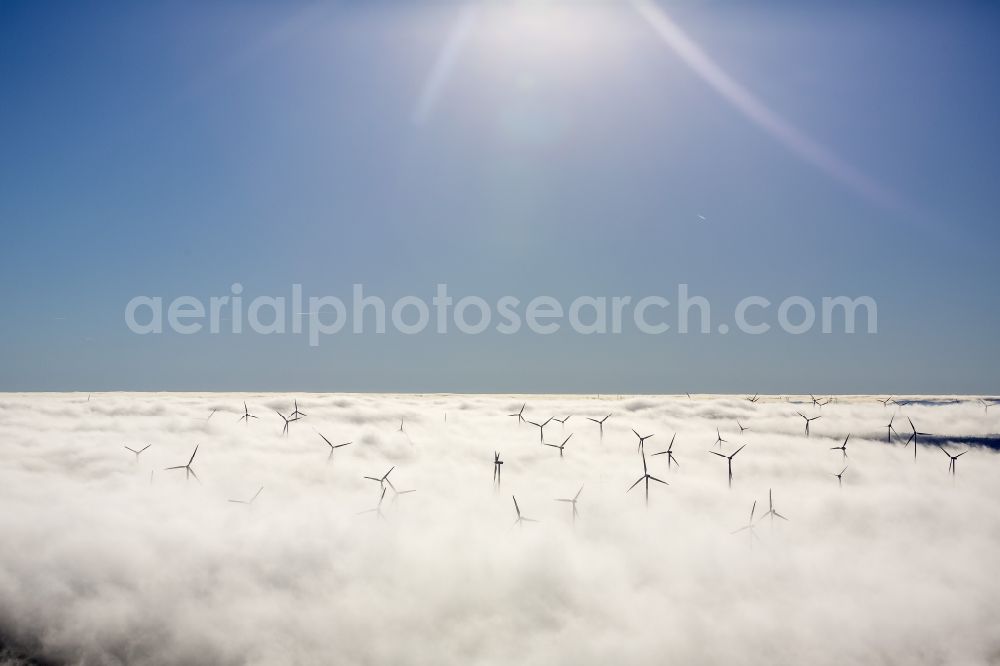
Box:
(737, 419), (749, 435)
(493, 451), (503, 487)
(796, 412), (821, 437)
(358, 488), (387, 520)
(512, 496), (537, 528)
(228, 486), (263, 505)
(709, 444), (747, 488)
(543, 433), (572, 458)
(398, 417), (405, 432)
(527, 417), (553, 442)
(390, 486), (416, 505)
(627, 448), (668, 506)
(632, 429), (654, 452)
(165, 445), (200, 483)
(364, 466), (396, 491)
(833, 466), (848, 487)
(239, 402), (258, 423)
(207, 409), (218, 421)
(878, 396), (895, 407)
(978, 399), (993, 414)
(938, 446), (967, 476)
(714, 428), (728, 449)
(317, 432), (351, 462)
(831, 434), (850, 461)
(555, 485), (584, 524)
(758, 489), (788, 527)
(651, 433), (679, 470)
(885, 416), (899, 444)
(746, 394), (760, 404)
(553, 414), (572, 428)
(905, 418), (931, 460)
(290, 400), (307, 419)
(587, 413), (611, 440)
(276, 410), (297, 436)
(508, 403), (526, 425)
(731, 500), (762, 547)
(124, 444), (150, 462)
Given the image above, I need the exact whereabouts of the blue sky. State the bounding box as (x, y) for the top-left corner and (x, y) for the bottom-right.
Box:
(1, 0), (998, 393)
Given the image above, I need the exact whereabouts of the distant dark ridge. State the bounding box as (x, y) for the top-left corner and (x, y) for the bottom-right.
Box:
(919, 434), (1000, 451)
(865, 434), (1000, 451)
(892, 399), (990, 407)
(0, 639), (58, 666)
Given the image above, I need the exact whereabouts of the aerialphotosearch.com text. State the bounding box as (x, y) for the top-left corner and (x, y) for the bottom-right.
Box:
(124, 284), (878, 347)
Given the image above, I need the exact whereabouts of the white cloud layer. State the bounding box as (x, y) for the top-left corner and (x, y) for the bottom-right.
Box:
(1, 393), (999, 665)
